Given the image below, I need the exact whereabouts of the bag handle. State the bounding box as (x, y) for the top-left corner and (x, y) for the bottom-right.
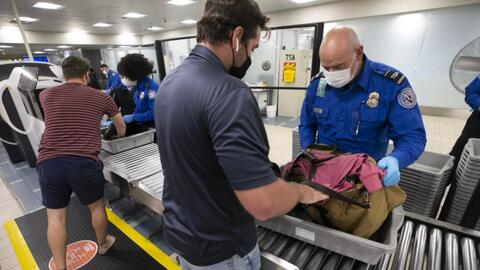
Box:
(301, 181), (370, 209)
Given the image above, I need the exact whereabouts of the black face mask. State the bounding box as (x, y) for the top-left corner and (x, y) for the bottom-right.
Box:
(229, 40), (252, 79)
(229, 57), (251, 79)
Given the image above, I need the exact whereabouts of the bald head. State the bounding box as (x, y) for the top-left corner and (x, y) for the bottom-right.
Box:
(320, 26), (363, 73)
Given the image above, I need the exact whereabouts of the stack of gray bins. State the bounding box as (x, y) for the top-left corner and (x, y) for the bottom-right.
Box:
(292, 128), (301, 159)
(443, 138), (480, 230)
(398, 151), (454, 218)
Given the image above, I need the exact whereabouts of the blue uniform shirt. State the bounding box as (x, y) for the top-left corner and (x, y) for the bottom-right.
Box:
(465, 75), (480, 110)
(132, 76), (159, 124)
(299, 55), (426, 169)
(106, 70), (123, 91)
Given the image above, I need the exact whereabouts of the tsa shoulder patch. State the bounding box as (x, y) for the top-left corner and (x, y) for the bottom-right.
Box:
(397, 88), (417, 109)
(148, 89), (157, 100)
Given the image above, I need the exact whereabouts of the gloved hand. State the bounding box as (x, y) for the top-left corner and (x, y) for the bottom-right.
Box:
(123, 114), (134, 124)
(105, 88), (111, 96)
(102, 120), (112, 127)
(377, 156), (400, 187)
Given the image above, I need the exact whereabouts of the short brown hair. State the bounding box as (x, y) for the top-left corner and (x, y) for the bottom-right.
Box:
(62, 56), (90, 80)
(197, 0), (270, 44)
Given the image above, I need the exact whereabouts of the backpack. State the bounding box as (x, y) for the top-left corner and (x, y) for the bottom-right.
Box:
(283, 145), (406, 238)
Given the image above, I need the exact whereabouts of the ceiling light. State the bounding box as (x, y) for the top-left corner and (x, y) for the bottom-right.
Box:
(167, 0), (195, 6)
(34, 51), (45, 54)
(147, 26), (163, 31)
(290, 0), (315, 3)
(93, 22), (113, 28)
(11, 17), (39, 23)
(33, 2), (64, 10)
(181, 19), (197, 25)
(122, 12), (147, 19)
(57, 45), (72, 49)
(69, 29), (88, 34)
(44, 48), (57, 51)
(0, 45), (13, 48)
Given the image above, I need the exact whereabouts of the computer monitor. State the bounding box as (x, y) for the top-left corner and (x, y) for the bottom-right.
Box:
(17, 67), (42, 120)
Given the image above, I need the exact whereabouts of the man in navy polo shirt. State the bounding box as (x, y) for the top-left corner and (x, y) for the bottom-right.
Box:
(155, 1), (328, 269)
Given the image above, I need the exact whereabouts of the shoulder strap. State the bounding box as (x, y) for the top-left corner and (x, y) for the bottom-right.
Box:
(292, 148), (371, 209)
(302, 181), (370, 209)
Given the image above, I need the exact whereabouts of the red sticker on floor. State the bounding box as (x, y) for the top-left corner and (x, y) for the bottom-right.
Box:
(48, 240), (98, 270)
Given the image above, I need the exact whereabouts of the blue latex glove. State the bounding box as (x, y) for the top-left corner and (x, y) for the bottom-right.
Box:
(123, 114), (134, 124)
(102, 120), (112, 127)
(377, 156), (400, 186)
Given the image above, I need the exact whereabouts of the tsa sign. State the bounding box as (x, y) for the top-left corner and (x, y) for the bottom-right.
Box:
(283, 62), (296, 83)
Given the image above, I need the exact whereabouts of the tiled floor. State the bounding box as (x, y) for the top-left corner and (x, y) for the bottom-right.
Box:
(0, 147), (43, 214)
(0, 177), (23, 270)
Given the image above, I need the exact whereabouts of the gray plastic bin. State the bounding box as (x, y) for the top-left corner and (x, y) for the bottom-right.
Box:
(292, 128), (301, 159)
(102, 129), (155, 154)
(256, 207), (404, 265)
(443, 138), (480, 227)
(397, 150), (454, 218)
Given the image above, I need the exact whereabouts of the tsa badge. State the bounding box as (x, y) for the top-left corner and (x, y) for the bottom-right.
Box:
(140, 91), (145, 100)
(148, 89), (156, 100)
(367, 92), (380, 108)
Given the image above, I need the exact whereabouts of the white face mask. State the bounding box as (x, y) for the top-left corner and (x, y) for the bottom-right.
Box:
(121, 78), (136, 90)
(322, 54), (358, 88)
(102, 70), (108, 76)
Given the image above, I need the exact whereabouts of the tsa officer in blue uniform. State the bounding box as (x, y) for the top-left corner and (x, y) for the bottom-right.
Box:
(117, 53), (159, 129)
(299, 27), (426, 186)
(449, 75), (480, 172)
(100, 64), (123, 95)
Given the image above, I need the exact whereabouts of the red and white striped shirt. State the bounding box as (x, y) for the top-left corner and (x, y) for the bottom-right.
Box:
(38, 83), (119, 164)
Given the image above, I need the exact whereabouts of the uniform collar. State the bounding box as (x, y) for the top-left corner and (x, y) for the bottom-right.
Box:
(190, 45), (227, 72)
(351, 54), (371, 92)
(133, 77), (149, 91)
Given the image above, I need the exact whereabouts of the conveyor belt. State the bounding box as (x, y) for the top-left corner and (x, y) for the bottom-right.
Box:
(257, 211), (480, 270)
(102, 143), (162, 184)
(5, 197), (169, 270)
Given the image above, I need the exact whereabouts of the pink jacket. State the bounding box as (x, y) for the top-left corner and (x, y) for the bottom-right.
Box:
(283, 152), (385, 193)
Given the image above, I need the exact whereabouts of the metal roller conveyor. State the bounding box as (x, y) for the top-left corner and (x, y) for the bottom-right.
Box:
(376, 253), (392, 270)
(445, 233), (459, 270)
(320, 252), (342, 269)
(130, 172), (165, 214)
(280, 240), (303, 262)
(427, 229), (442, 270)
(303, 248), (328, 269)
(392, 221), (414, 270)
(410, 224), (427, 270)
(257, 211), (480, 270)
(102, 143), (162, 184)
(257, 227), (269, 243)
(460, 238), (478, 270)
(269, 236), (291, 257)
(289, 244), (315, 269)
(337, 257), (355, 270)
(260, 231), (281, 251)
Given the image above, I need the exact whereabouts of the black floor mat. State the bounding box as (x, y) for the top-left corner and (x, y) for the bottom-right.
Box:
(15, 197), (166, 270)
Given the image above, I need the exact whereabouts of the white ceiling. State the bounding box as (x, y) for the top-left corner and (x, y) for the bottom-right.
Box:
(0, 0), (343, 35)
